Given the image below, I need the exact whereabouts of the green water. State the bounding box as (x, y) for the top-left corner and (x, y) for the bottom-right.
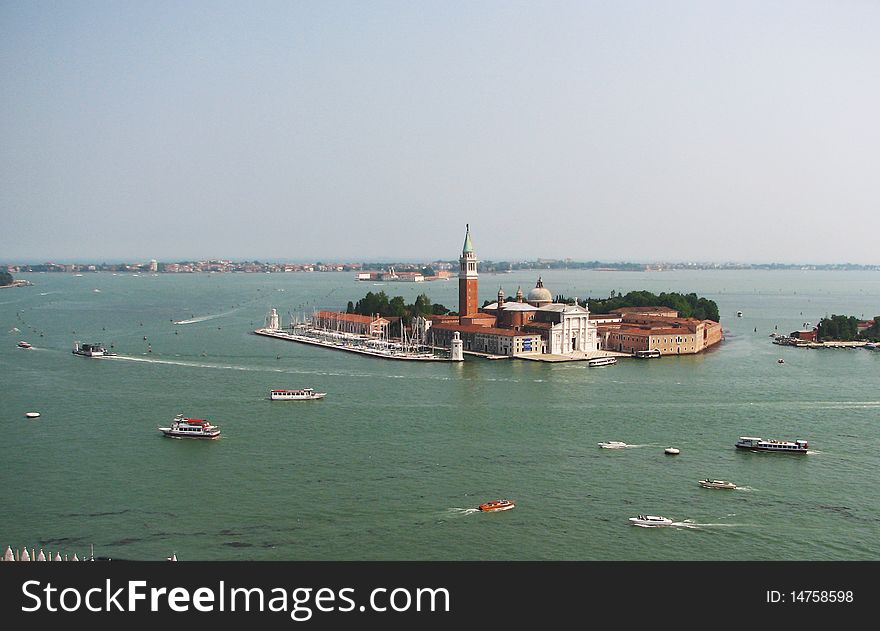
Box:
(1, 270), (879, 560)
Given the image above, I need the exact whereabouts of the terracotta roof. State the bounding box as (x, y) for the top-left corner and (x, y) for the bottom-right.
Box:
(611, 306), (678, 314)
(431, 323), (540, 337)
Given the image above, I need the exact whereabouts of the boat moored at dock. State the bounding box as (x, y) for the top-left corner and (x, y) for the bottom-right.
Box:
(735, 436), (808, 453)
(633, 349), (661, 359)
(158, 414), (221, 439)
(270, 388), (326, 401)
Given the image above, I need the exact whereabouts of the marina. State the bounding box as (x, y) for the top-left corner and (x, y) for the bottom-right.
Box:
(254, 326), (457, 361)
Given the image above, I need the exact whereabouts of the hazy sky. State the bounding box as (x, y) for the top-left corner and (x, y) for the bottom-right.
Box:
(2, 1), (878, 264)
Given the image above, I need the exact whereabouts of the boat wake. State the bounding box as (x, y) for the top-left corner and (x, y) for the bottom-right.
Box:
(801, 401), (880, 409)
(734, 486), (756, 492)
(173, 309), (238, 325)
(109, 355), (280, 372)
(673, 519), (744, 529)
(446, 508), (480, 517)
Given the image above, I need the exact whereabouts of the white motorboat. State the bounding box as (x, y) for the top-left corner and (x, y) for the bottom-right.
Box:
(587, 356), (617, 367)
(699, 479), (737, 489)
(25, 412), (40, 419)
(629, 515), (673, 527)
(664, 447), (680, 455)
(598, 441), (628, 449)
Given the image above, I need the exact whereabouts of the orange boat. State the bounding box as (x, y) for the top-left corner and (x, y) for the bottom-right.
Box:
(479, 499), (515, 512)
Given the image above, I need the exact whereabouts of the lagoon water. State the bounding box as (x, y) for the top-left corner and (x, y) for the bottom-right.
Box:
(1, 270), (879, 560)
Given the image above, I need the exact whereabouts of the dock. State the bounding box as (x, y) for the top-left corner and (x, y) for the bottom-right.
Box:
(514, 350), (630, 363)
(255, 328), (459, 361)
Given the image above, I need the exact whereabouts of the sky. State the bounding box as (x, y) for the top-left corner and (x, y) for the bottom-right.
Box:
(1, 0), (879, 264)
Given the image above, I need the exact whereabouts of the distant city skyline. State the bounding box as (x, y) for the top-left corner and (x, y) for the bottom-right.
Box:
(2, 1), (879, 264)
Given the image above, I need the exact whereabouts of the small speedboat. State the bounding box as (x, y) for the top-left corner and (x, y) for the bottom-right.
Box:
(17, 341), (32, 349)
(479, 499), (515, 512)
(598, 441), (628, 449)
(699, 479), (737, 489)
(629, 515), (673, 527)
(664, 447), (680, 455)
(25, 412), (40, 419)
(777, 358), (785, 364)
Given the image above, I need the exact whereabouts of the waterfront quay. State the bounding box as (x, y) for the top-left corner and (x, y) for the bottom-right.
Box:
(515, 350), (630, 362)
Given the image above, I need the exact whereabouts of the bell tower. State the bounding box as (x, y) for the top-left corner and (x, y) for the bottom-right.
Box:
(458, 224), (479, 318)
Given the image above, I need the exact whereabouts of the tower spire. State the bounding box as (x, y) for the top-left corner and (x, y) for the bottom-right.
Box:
(458, 224), (479, 317)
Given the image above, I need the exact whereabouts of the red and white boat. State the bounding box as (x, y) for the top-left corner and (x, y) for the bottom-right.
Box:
(158, 414), (221, 439)
(17, 341), (32, 349)
(478, 499), (515, 512)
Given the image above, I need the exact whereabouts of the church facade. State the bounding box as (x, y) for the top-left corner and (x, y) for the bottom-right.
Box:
(428, 226), (601, 357)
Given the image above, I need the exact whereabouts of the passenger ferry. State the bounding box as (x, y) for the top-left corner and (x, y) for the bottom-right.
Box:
(72, 341), (114, 357)
(158, 414), (221, 439)
(269, 388), (326, 401)
(735, 436), (808, 453)
(587, 356), (617, 367)
(478, 499), (515, 512)
(633, 349), (661, 359)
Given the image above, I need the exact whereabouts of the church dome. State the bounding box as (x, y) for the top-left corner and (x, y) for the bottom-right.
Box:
(527, 277), (553, 306)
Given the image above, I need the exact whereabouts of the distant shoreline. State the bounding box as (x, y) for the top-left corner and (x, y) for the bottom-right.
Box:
(5, 264), (880, 274)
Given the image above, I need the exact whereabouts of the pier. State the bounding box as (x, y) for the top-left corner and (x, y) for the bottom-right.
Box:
(254, 327), (459, 362)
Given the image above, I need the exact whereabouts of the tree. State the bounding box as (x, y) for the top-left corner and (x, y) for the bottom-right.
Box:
(0, 270), (12, 287)
(818, 315), (859, 341)
(413, 293), (433, 316)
